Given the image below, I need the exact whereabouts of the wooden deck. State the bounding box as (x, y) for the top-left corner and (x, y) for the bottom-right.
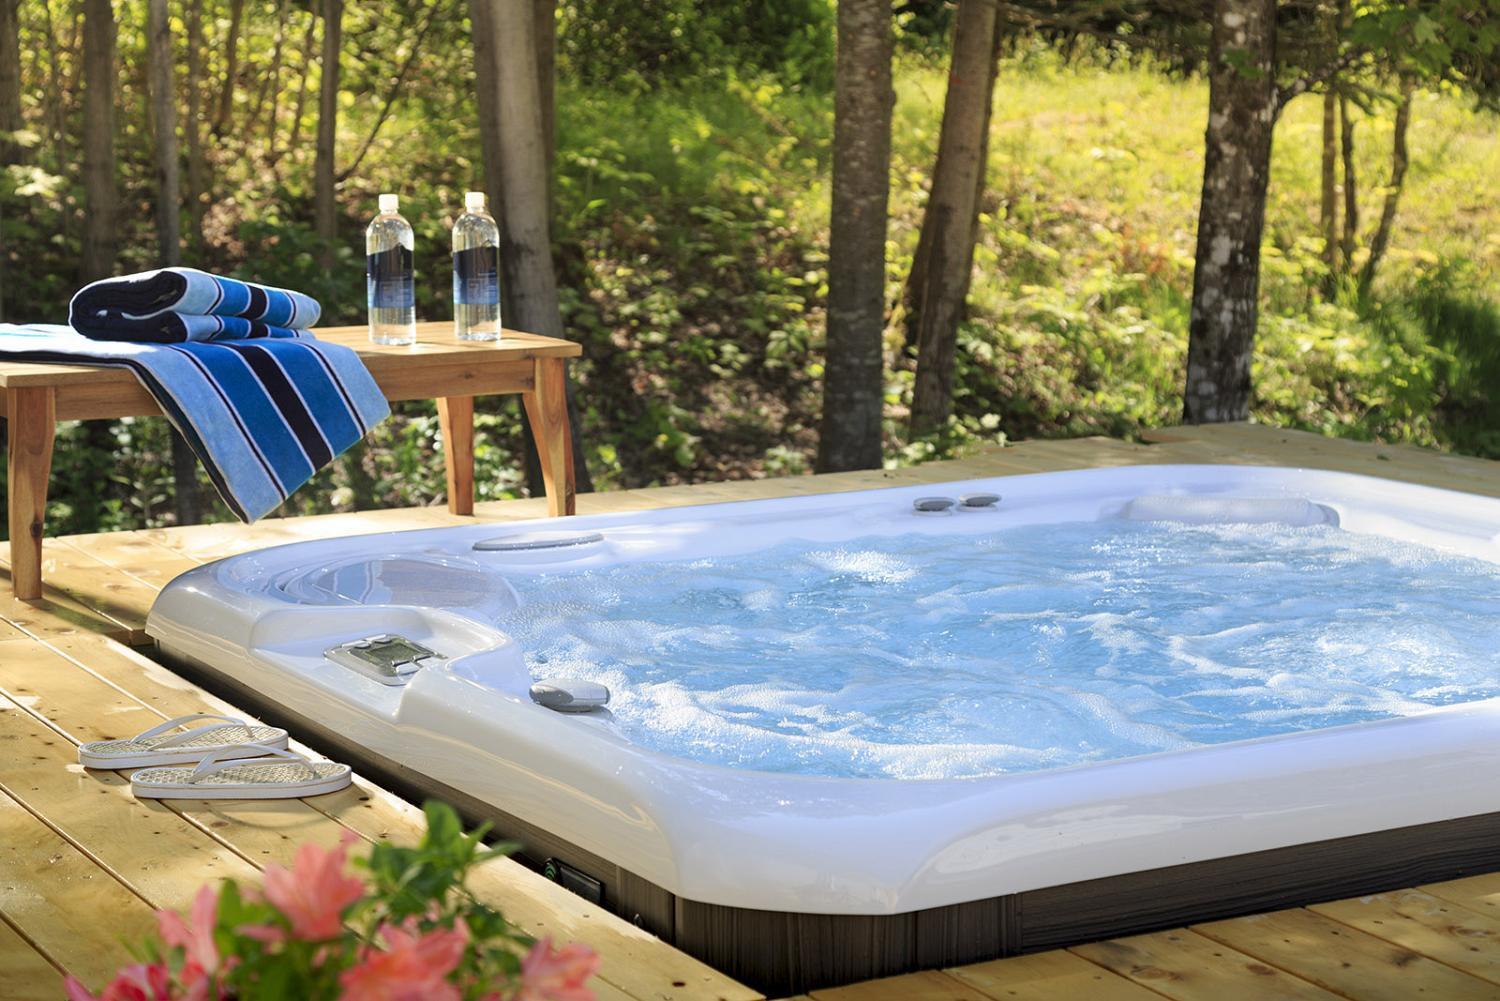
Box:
(3, 422), (1499, 999)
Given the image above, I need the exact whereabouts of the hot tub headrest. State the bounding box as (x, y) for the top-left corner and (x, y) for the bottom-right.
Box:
(1119, 495), (1339, 528)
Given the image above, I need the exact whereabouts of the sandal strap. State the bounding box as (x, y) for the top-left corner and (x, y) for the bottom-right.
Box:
(186, 743), (318, 783)
(131, 713), (244, 744)
(147, 722), (264, 750)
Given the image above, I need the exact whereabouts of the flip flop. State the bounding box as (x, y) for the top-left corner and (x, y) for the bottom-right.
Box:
(78, 713), (289, 769)
(130, 743), (352, 800)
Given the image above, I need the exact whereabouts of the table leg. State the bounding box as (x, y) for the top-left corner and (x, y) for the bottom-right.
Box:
(436, 395), (476, 516)
(522, 357), (576, 517)
(6, 387), (56, 600)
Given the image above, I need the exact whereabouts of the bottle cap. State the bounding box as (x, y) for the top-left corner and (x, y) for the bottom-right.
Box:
(378, 193), (399, 213)
(465, 191), (486, 214)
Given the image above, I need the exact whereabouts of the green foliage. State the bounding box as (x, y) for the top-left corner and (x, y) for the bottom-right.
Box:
(5, 12), (1500, 539)
(557, 0), (835, 92)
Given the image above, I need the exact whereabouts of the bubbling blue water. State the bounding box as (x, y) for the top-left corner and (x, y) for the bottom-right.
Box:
(495, 521), (1500, 780)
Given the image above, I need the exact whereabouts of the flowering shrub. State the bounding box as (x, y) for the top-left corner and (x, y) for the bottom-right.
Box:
(66, 802), (598, 1001)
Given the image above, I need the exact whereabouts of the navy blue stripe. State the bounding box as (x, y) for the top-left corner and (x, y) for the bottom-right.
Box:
(167, 345), (290, 498)
(255, 341), (363, 448)
(182, 344), (314, 486)
(0, 347), (254, 520)
(298, 345), (370, 436)
(221, 342), (334, 468)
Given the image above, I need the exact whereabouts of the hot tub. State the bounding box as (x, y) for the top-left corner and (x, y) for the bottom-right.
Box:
(146, 464), (1500, 993)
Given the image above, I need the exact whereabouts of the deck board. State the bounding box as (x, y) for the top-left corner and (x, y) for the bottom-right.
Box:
(4, 422), (1500, 999)
(0, 916), (66, 1000)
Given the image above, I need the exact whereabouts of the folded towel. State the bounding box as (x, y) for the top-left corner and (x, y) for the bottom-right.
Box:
(0, 324), (390, 522)
(70, 268), (320, 343)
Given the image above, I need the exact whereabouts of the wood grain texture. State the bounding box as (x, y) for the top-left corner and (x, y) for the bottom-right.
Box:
(809, 970), (991, 1001)
(525, 355), (576, 516)
(0, 786), (158, 992)
(0, 916), (67, 1000)
(1194, 907), (1500, 1000)
(946, 950), (1165, 1000)
(1310, 891), (1500, 985)
(1073, 929), (1344, 1001)
(5, 386), (55, 600)
(437, 394), (476, 515)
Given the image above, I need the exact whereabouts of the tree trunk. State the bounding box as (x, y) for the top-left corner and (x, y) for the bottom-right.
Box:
(1339, 92), (1358, 270)
(535, 0), (555, 183)
(212, 0), (246, 137)
(907, 0), (1001, 437)
(0, 0), (21, 165)
(146, 0), (180, 267)
(0, 0), (20, 320)
(1319, 86), (1338, 289)
(470, 0), (504, 226)
(249, 0), (290, 140)
(148, 0), (203, 524)
(817, 0), (893, 473)
(1357, 82), (1413, 297)
(184, 0), (208, 254)
(80, 0), (116, 284)
(1181, 0), (1277, 425)
(314, 0), (342, 270)
(480, 0), (592, 493)
(283, 11), (318, 166)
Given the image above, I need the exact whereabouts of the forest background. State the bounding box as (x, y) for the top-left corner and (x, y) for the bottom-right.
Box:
(1, 0), (1498, 535)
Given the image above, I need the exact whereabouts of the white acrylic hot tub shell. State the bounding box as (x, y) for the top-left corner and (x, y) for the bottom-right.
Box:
(145, 464), (1500, 915)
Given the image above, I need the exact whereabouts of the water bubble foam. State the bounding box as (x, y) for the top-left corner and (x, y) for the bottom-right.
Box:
(497, 520), (1500, 779)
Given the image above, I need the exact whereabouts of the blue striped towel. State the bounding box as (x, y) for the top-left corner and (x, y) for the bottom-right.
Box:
(0, 320), (389, 522)
(70, 267), (320, 342)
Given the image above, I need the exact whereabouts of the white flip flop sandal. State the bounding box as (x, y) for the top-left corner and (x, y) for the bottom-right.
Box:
(130, 743), (352, 800)
(78, 713), (289, 769)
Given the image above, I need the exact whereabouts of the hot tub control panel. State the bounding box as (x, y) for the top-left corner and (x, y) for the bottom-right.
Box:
(325, 634), (445, 686)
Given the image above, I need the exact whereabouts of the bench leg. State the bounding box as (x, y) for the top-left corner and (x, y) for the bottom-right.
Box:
(522, 357), (575, 517)
(6, 387), (56, 600)
(436, 395), (476, 516)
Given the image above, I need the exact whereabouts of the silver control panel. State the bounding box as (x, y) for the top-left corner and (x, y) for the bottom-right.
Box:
(325, 634), (445, 686)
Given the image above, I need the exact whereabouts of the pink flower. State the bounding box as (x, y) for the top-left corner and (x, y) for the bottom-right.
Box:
(260, 831), (365, 941)
(157, 884), (221, 990)
(64, 963), (174, 1001)
(338, 917), (469, 1001)
(513, 937), (599, 1001)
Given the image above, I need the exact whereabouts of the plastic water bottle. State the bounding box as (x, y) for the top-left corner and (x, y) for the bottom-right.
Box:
(452, 191), (501, 341)
(366, 193), (416, 345)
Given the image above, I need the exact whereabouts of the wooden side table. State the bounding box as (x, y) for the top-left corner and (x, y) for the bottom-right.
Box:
(1, 322), (582, 599)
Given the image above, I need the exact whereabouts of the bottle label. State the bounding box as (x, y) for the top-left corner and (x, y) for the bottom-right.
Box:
(453, 245), (499, 306)
(367, 246), (414, 310)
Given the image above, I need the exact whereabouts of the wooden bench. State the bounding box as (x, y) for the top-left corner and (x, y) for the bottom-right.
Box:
(1, 322), (581, 600)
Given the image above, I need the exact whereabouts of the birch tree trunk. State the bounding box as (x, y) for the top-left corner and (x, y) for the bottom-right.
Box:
(480, 0), (592, 493)
(1319, 87), (1338, 289)
(80, 0), (117, 284)
(817, 0), (893, 473)
(314, 0), (342, 269)
(1357, 83), (1413, 296)
(907, 0), (1000, 437)
(1181, 0), (1276, 425)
